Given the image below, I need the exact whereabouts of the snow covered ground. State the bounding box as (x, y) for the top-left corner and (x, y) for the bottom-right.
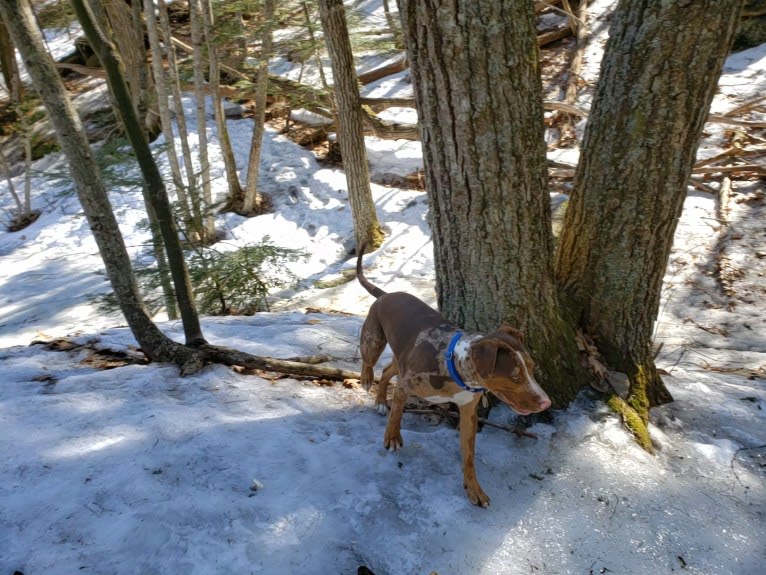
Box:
(1, 5), (765, 574)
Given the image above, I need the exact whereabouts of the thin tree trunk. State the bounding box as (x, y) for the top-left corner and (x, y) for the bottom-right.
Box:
(398, 0), (588, 404)
(318, 0), (383, 249)
(156, 0), (197, 224)
(0, 16), (22, 99)
(128, 0), (178, 321)
(70, 0), (206, 346)
(90, 0), (157, 137)
(189, 0), (216, 242)
(82, 2), (175, 320)
(142, 14), (184, 202)
(555, 0), (743, 440)
(200, 0), (244, 208)
(0, 0), (201, 369)
(7, 61), (33, 220)
(242, 0), (274, 215)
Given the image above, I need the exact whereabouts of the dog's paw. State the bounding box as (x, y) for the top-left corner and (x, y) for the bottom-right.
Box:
(465, 485), (491, 508)
(384, 433), (403, 451)
(375, 401), (389, 415)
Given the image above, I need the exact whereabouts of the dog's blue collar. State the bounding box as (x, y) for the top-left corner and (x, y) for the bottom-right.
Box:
(445, 332), (485, 393)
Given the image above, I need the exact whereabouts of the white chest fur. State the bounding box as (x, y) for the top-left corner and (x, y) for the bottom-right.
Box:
(424, 390), (478, 406)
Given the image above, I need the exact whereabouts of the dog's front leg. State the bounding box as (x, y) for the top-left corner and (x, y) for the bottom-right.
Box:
(459, 396), (490, 507)
(375, 359), (398, 414)
(383, 384), (407, 450)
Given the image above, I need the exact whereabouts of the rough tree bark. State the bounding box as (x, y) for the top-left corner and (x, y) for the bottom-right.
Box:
(555, 0), (743, 446)
(318, 0), (384, 249)
(398, 0), (588, 404)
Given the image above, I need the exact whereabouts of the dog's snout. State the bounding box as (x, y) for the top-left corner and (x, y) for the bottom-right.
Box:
(538, 396), (552, 411)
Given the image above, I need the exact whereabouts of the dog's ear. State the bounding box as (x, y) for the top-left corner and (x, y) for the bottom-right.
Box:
(497, 323), (525, 344)
(471, 338), (520, 379)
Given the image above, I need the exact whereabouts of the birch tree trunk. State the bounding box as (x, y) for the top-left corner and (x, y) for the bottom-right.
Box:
(318, 0), (383, 249)
(0, 0), (201, 368)
(555, 0), (743, 436)
(398, 0), (587, 404)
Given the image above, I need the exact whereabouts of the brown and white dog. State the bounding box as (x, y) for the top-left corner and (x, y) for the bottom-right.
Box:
(356, 247), (551, 507)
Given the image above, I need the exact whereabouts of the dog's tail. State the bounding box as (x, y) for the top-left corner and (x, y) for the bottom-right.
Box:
(356, 243), (386, 298)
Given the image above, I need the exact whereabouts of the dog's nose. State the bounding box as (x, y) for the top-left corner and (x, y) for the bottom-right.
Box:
(538, 396), (552, 411)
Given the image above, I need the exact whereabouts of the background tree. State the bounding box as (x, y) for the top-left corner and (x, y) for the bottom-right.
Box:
(87, 0), (159, 137)
(319, 0), (383, 249)
(397, 0), (587, 404)
(0, 16), (21, 99)
(0, 19), (35, 231)
(0, 0), (201, 369)
(200, 0), (245, 213)
(188, 0), (216, 242)
(155, 0), (198, 228)
(554, 0), (744, 443)
(241, 0), (275, 216)
(70, 0), (206, 346)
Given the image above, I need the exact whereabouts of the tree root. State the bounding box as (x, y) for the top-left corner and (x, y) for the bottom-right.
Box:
(607, 394), (654, 454)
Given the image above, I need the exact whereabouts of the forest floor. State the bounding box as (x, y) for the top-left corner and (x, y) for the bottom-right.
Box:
(1, 2), (765, 574)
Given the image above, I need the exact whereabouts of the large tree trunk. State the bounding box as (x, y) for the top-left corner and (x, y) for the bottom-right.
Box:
(0, 0), (201, 369)
(555, 0), (743, 430)
(318, 0), (384, 250)
(398, 0), (588, 404)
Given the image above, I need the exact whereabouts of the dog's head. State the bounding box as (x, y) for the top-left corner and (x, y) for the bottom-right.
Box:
(468, 324), (551, 415)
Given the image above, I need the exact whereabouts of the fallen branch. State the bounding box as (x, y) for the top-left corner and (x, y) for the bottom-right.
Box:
(199, 343), (361, 381)
(361, 105), (419, 140)
(722, 94), (766, 116)
(357, 54), (408, 85)
(403, 406), (537, 436)
(707, 114), (766, 129)
(537, 24), (573, 47)
(543, 101), (589, 117)
(692, 163), (766, 176)
(534, 0), (562, 14)
(360, 96), (416, 109)
(35, 335), (361, 382)
(713, 176), (738, 305)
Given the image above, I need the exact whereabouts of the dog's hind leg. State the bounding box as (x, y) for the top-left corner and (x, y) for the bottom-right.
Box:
(359, 313), (387, 392)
